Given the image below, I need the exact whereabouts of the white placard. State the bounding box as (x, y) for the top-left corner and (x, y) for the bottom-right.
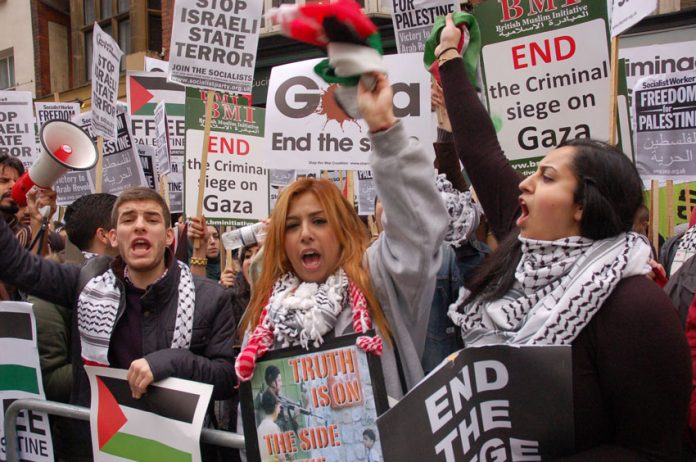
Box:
(91, 23), (123, 140)
(264, 53), (432, 170)
(0, 91), (36, 171)
(168, 0), (262, 93)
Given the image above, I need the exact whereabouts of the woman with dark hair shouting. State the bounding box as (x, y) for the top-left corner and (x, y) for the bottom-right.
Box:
(436, 13), (690, 461)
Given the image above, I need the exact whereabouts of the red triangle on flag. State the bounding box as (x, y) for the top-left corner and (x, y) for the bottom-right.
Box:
(129, 76), (154, 114)
(97, 376), (128, 449)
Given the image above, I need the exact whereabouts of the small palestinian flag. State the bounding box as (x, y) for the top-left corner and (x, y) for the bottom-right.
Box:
(86, 366), (213, 462)
(0, 302), (55, 462)
(0, 309), (40, 395)
(127, 72), (186, 117)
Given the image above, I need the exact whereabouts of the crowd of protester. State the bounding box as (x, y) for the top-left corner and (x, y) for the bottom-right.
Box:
(2, 11), (696, 462)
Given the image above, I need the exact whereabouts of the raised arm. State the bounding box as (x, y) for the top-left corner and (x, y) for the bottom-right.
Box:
(0, 217), (79, 307)
(359, 73), (448, 352)
(436, 14), (522, 239)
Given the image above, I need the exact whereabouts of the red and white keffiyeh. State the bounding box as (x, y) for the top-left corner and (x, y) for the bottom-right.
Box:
(235, 269), (383, 382)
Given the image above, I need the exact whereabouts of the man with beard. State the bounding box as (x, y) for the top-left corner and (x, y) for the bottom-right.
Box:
(0, 154), (30, 248)
(0, 154), (58, 301)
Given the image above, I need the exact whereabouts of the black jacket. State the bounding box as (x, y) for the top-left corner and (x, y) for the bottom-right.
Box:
(0, 218), (237, 409)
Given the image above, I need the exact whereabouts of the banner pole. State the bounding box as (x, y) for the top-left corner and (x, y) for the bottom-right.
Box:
(194, 90), (216, 249)
(608, 36), (620, 146)
(686, 183), (692, 224)
(651, 180), (660, 252)
(666, 180), (674, 238)
(95, 136), (104, 193)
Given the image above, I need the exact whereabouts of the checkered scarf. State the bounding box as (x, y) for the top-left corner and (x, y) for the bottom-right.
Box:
(436, 174), (480, 247)
(77, 260), (195, 365)
(235, 268), (382, 382)
(448, 233), (651, 346)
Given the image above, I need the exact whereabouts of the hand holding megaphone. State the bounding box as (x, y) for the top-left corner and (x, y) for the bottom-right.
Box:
(11, 120), (97, 207)
(25, 187), (57, 224)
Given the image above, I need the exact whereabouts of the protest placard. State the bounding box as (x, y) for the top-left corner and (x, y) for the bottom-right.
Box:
(34, 102), (80, 130)
(154, 101), (172, 176)
(391, 0), (458, 53)
(0, 302), (54, 462)
(269, 169), (296, 210)
(240, 334), (388, 462)
(633, 72), (696, 180)
(127, 71), (186, 213)
(137, 144), (158, 191)
(356, 170), (376, 216)
(0, 91), (36, 171)
(145, 56), (169, 73)
(377, 345), (573, 461)
(85, 366), (212, 462)
(264, 53), (431, 170)
(168, 0), (262, 94)
(74, 108), (147, 196)
(475, 0), (610, 176)
(90, 23), (123, 140)
(610, 0), (657, 38)
(184, 89), (268, 225)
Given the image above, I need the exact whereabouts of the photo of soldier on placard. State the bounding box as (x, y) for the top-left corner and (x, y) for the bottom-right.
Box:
(240, 335), (388, 462)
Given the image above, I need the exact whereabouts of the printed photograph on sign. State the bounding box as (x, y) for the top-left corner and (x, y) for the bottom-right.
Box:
(240, 334), (388, 462)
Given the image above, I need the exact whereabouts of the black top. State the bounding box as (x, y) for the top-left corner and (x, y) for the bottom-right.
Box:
(439, 56), (691, 461)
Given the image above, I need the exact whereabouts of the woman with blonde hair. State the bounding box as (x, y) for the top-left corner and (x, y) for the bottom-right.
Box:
(235, 73), (448, 400)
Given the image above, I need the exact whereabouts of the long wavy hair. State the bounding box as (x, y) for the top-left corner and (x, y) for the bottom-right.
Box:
(239, 178), (391, 340)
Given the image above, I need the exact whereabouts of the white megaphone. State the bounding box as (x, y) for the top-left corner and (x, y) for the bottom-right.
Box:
(11, 119), (97, 207)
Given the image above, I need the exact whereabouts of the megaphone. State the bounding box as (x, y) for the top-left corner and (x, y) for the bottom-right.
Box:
(11, 119), (97, 207)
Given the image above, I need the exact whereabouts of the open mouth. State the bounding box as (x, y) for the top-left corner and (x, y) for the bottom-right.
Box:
(517, 199), (529, 227)
(131, 238), (152, 256)
(301, 250), (322, 270)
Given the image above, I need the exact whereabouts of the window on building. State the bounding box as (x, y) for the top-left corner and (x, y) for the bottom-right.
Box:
(0, 50), (15, 90)
(79, 1), (162, 81)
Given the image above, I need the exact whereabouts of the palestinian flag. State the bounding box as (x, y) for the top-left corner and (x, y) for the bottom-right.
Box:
(127, 72), (185, 117)
(86, 367), (213, 462)
(0, 302), (55, 462)
(0, 310), (40, 395)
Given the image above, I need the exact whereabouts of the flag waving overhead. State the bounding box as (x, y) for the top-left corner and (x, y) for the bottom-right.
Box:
(86, 366), (213, 462)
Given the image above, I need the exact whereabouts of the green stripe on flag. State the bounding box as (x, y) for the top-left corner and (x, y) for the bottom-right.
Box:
(101, 432), (191, 462)
(0, 365), (39, 394)
(135, 102), (185, 117)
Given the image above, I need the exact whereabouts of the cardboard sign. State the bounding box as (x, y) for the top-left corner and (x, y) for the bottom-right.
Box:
(91, 23), (123, 140)
(86, 367), (212, 462)
(264, 53), (432, 170)
(377, 345), (573, 461)
(0, 91), (36, 171)
(168, 0), (262, 94)
(184, 89), (268, 225)
(391, 0), (458, 53)
(633, 71), (696, 180)
(475, 0), (611, 175)
(0, 302), (55, 462)
(240, 334), (388, 462)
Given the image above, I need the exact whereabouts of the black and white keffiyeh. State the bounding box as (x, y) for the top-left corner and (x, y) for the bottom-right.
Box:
(435, 174), (481, 247)
(77, 260), (195, 365)
(266, 269), (349, 349)
(677, 225), (696, 253)
(448, 232), (651, 346)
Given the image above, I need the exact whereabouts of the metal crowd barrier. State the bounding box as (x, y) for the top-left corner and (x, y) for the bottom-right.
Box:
(3, 398), (245, 462)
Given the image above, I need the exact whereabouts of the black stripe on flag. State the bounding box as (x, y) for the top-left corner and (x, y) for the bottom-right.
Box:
(100, 376), (200, 424)
(132, 75), (185, 92)
(0, 312), (33, 340)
